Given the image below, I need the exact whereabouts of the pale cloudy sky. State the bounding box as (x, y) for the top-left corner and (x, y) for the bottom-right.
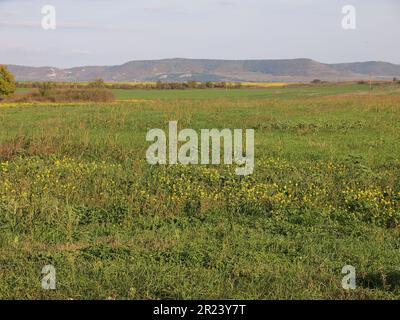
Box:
(0, 0), (399, 67)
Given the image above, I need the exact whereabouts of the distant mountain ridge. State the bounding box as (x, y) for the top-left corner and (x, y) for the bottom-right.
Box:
(6, 58), (400, 82)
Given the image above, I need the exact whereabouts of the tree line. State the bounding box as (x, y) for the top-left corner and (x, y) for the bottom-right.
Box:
(16, 79), (243, 90)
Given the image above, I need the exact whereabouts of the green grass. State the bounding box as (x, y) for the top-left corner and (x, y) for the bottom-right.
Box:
(15, 87), (35, 94)
(112, 83), (375, 100)
(17, 83), (400, 101)
(1, 83), (400, 299)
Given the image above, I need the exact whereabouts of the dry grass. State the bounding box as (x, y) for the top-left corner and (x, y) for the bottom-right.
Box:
(0, 136), (60, 160)
(5, 88), (115, 103)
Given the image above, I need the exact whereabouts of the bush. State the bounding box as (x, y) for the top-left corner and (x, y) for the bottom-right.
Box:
(88, 78), (106, 88)
(7, 88), (115, 103)
(38, 82), (56, 97)
(51, 88), (115, 102)
(15, 80), (246, 91)
(0, 65), (16, 99)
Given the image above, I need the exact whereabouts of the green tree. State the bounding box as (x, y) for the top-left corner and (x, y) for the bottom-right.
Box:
(0, 65), (16, 99)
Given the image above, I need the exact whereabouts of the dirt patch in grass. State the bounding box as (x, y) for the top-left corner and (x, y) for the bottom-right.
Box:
(0, 136), (59, 160)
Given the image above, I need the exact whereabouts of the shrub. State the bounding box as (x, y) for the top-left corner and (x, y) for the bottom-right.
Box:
(15, 80), (248, 90)
(88, 78), (106, 88)
(187, 81), (198, 89)
(50, 88), (115, 102)
(7, 88), (115, 103)
(38, 81), (56, 97)
(0, 65), (16, 99)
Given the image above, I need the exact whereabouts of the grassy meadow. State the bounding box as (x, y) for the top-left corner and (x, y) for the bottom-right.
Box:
(1, 83), (400, 299)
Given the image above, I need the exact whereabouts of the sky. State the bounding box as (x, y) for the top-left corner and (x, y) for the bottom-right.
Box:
(0, 0), (399, 68)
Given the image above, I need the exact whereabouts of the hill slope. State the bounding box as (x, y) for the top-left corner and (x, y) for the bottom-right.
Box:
(6, 58), (400, 82)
